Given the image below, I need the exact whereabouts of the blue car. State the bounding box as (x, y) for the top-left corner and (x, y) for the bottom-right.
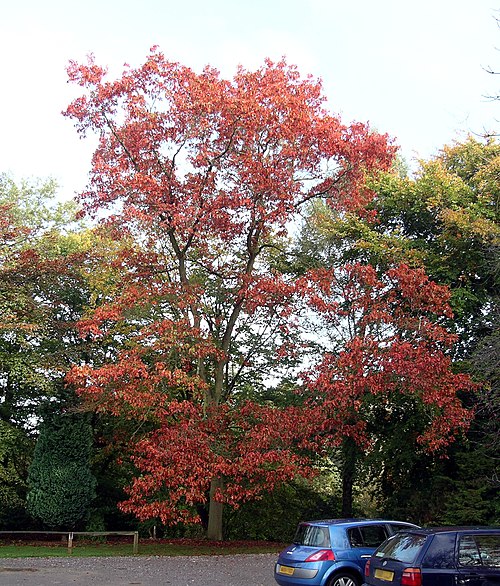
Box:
(363, 526), (500, 586)
(274, 518), (419, 586)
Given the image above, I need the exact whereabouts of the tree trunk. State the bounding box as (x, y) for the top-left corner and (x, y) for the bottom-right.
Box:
(341, 437), (357, 517)
(207, 476), (224, 540)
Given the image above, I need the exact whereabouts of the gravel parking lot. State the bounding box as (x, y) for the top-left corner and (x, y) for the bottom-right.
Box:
(0, 554), (277, 586)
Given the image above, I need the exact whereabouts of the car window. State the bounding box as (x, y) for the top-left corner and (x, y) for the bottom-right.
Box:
(375, 532), (427, 563)
(348, 525), (388, 548)
(361, 525), (390, 547)
(348, 528), (363, 547)
(294, 524), (330, 547)
(459, 534), (500, 568)
(390, 523), (414, 533)
(422, 533), (455, 569)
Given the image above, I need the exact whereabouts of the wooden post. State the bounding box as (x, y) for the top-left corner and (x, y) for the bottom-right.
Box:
(68, 532), (73, 555)
(133, 531), (139, 554)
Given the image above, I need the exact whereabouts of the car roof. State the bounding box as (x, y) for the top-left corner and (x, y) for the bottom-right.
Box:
(396, 526), (500, 535)
(299, 519), (417, 527)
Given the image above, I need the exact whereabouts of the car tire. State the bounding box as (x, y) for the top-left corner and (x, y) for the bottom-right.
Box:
(328, 573), (361, 586)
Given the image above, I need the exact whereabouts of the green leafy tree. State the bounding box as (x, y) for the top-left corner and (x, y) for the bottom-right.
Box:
(224, 477), (340, 542)
(370, 138), (499, 522)
(0, 177), (84, 526)
(0, 173), (77, 235)
(0, 175), (132, 529)
(324, 137), (499, 355)
(26, 391), (96, 529)
(0, 174), (85, 430)
(0, 421), (34, 529)
(436, 310), (500, 525)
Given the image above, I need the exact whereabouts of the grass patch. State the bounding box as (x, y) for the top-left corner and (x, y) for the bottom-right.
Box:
(0, 539), (285, 558)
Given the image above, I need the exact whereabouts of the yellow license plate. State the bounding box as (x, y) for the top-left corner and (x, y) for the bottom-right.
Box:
(278, 565), (295, 576)
(374, 568), (394, 581)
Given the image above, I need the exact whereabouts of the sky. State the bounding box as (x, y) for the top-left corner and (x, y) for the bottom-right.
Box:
(1, 0), (498, 199)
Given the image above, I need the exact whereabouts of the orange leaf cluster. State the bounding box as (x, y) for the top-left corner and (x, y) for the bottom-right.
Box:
(301, 263), (475, 452)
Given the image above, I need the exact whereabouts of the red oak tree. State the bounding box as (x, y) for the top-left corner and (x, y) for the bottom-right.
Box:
(300, 263), (475, 515)
(64, 48), (396, 538)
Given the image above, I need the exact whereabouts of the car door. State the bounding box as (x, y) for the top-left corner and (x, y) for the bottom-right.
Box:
(347, 524), (390, 571)
(457, 567), (500, 585)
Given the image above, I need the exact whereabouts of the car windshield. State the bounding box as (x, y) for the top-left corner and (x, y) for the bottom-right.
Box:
(294, 524), (331, 547)
(375, 532), (427, 564)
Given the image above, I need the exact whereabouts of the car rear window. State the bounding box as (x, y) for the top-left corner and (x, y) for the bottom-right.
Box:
(375, 532), (427, 564)
(294, 524), (331, 547)
(459, 534), (500, 568)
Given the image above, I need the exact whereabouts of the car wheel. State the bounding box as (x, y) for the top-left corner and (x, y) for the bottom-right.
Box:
(328, 573), (360, 586)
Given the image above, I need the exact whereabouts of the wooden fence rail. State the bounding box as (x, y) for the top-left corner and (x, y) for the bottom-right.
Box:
(0, 530), (139, 555)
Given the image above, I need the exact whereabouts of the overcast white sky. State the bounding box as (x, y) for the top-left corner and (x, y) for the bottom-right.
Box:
(1, 0), (498, 198)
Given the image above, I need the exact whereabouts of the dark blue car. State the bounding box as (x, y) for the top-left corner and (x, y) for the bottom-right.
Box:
(274, 518), (419, 586)
(363, 526), (500, 586)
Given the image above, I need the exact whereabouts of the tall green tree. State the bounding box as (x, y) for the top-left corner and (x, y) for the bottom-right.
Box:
(0, 175), (130, 529)
(26, 390), (96, 530)
(0, 177), (82, 527)
(0, 421), (33, 529)
(366, 139), (499, 521)
(0, 174), (84, 430)
(437, 308), (500, 525)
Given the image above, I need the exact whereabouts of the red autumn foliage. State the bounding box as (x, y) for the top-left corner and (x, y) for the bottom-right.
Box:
(63, 49), (420, 536)
(300, 263), (475, 454)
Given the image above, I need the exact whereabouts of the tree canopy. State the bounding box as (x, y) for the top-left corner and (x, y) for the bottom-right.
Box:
(0, 62), (489, 536)
(64, 50), (398, 539)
